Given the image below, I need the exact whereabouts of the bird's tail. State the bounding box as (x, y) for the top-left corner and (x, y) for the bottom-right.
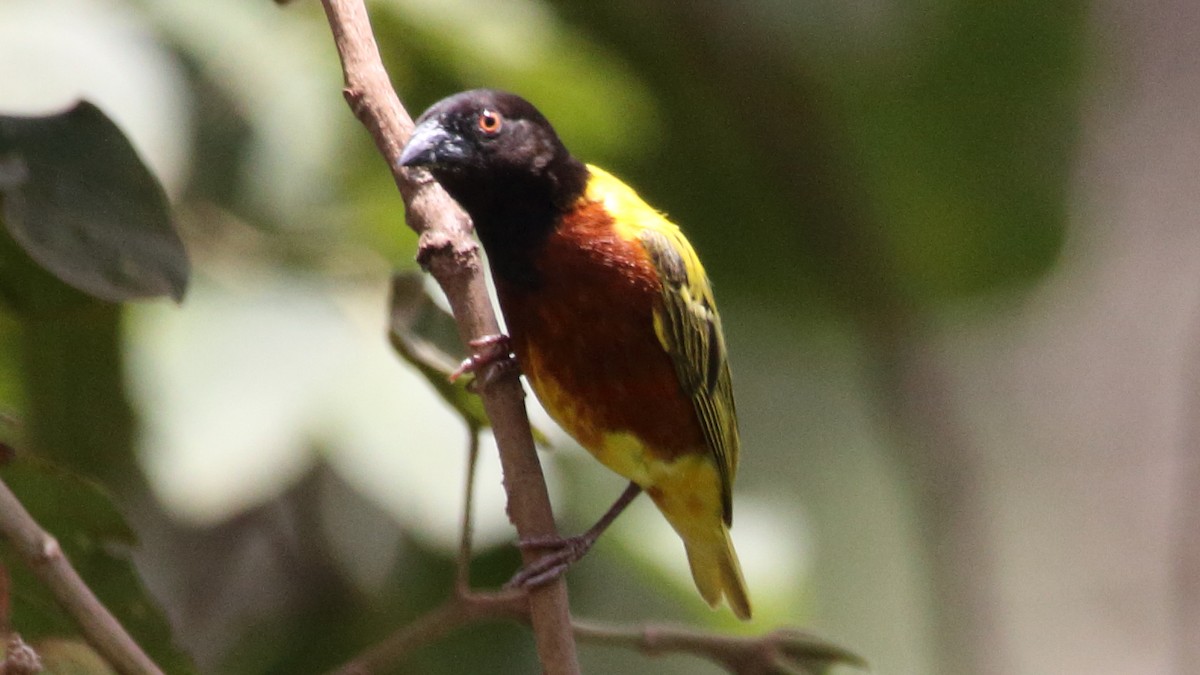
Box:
(683, 525), (752, 620)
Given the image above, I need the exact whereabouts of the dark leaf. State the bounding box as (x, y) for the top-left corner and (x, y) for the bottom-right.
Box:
(0, 217), (97, 317)
(770, 628), (868, 672)
(0, 101), (189, 304)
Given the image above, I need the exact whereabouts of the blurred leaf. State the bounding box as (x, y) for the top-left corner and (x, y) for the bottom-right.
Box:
(0, 216), (98, 318)
(770, 628), (868, 673)
(0, 101), (189, 304)
(144, 0), (348, 231)
(11, 299), (136, 485)
(0, 455), (195, 674)
(558, 0), (1084, 311)
(388, 273), (550, 445)
(376, 0), (658, 163)
(847, 1), (1083, 301)
(204, 464), (538, 675)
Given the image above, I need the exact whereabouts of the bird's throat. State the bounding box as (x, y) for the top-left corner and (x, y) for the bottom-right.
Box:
(439, 157), (588, 289)
(474, 205), (557, 288)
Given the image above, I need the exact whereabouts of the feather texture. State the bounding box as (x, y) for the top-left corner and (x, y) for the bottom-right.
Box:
(399, 90), (751, 618)
(585, 166), (740, 524)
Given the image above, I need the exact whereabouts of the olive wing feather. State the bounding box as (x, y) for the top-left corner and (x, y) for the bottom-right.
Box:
(639, 229), (740, 525)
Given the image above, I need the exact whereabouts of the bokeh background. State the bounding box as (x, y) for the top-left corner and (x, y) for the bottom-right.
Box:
(2, 0), (1197, 673)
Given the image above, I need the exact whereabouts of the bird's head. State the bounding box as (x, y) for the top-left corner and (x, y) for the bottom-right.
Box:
(398, 89), (585, 215)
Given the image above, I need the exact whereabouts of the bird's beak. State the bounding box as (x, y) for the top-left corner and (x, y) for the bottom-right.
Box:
(398, 119), (468, 169)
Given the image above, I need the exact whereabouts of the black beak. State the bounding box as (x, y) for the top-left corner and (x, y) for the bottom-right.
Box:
(398, 119), (468, 169)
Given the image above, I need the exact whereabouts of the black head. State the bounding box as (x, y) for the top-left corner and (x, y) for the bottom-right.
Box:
(399, 89), (587, 216)
(399, 90), (589, 286)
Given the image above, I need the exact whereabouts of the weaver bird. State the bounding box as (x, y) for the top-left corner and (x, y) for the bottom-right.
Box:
(400, 89), (751, 619)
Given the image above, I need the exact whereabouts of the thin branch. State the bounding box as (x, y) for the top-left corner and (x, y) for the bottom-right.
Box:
(456, 430), (482, 593)
(0, 477), (162, 675)
(314, 1), (579, 672)
(328, 590), (528, 675)
(573, 620), (867, 675)
(333, 592), (866, 675)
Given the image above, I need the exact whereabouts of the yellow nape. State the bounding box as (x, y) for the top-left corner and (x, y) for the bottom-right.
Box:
(582, 165), (715, 311)
(584, 164), (683, 243)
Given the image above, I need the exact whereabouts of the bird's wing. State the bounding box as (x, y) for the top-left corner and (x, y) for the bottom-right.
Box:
(639, 227), (740, 525)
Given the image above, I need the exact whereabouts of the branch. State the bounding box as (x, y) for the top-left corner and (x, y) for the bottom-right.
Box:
(314, 1), (579, 672)
(329, 416), (866, 674)
(0, 476), (162, 675)
(329, 590), (528, 675)
(332, 592), (866, 675)
(455, 430), (482, 593)
(573, 620), (867, 675)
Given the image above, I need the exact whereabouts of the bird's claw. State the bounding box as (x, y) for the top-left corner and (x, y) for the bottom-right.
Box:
(505, 533), (597, 590)
(450, 334), (517, 390)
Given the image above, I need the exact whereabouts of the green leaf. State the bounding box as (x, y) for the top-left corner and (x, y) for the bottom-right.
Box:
(0, 217), (97, 317)
(772, 628), (868, 673)
(0, 455), (195, 674)
(0, 101), (189, 304)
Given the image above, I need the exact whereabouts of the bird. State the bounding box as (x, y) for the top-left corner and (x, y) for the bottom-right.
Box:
(399, 89), (751, 620)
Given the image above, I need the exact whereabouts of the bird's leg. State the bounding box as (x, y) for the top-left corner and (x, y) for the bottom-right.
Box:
(451, 333), (517, 388)
(506, 481), (643, 589)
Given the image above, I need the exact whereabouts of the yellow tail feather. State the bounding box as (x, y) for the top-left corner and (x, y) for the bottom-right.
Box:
(683, 526), (752, 620)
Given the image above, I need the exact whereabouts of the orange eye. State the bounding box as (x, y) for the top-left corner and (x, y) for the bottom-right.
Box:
(477, 109), (502, 136)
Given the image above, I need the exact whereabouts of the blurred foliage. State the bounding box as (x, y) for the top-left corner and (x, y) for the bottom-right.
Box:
(0, 101), (192, 671)
(0, 0), (1090, 673)
(388, 272), (551, 444)
(0, 102), (188, 305)
(387, 274), (492, 434)
(554, 0), (1082, 313)
(0, 456), (193, 673)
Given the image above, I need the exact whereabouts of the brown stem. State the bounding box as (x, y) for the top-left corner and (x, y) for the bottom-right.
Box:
(573, 620), (866, 675)
(314, 1), (579, 671)
(456, 429), (481, 593)
(333, 590), (866, 675)
(328, 590), (528, 675)
(0, 477), (162, 675)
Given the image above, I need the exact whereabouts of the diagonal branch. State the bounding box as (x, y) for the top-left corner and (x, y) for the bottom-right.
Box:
(0, 476), (162, 675)
(328, 589), (529, 675)
(573, 620), (866, 675)
(330, 590), (867, 675)
(327, 420), (865, 674)
(313, 1), (579, 672)
(455, 430), (482, 593)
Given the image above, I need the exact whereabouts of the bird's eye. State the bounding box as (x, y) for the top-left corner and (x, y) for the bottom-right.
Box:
(477, 109), (502, 136)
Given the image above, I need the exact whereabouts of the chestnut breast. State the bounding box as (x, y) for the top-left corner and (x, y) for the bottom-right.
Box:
(495, 200), (705, 463)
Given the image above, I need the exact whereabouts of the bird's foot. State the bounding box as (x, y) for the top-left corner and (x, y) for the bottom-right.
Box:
(451, 334), (517, 389)
(505, 532), (600, 589)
